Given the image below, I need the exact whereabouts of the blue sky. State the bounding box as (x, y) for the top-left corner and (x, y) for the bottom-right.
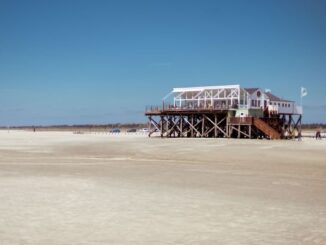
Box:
(0, 0), (325, 125)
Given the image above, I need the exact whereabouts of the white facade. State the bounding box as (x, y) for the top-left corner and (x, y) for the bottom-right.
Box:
(163, 84), (302, 115)
(248, 88), (269, 108)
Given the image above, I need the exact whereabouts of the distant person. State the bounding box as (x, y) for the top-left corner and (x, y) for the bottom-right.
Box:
(316, 130), (321, 140)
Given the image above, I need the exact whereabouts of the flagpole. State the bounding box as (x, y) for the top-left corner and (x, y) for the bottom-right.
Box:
(300, 89), (302, 107)
(300, 87), (303, 107)
(300, 87), (303, 139)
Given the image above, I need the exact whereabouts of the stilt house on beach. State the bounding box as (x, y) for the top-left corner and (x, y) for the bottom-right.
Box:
(145, 84), (302, 139)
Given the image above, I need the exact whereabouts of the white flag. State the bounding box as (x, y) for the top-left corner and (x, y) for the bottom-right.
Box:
(301, 87), (307, 97)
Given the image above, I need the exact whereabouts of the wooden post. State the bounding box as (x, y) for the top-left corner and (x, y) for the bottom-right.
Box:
(148, 116), (152, 137)
(226, 120), (229, 138)
(166, 116), (170, 138)
(214, 114), (217, 137)
(238, 124), (240, 138)
(172, 117), (175, 138)
(180, 115), (183, 137)
(174, 116), (177, 138)
(202, 114), (205, 137)
(160, 116), (163, 138)
(191, 115), (194, 137)
(298, 115), (302, 137)
(289, 114), (293, 138)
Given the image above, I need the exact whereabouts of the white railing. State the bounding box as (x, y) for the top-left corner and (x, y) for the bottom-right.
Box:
(238, 104), (250, 109)
(267, 105), (302, 115)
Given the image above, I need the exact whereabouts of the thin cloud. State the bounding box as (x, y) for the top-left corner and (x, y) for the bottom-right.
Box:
(303, 104), (326, 110)
(149, 62), (173, 67)
(0, 107), (25, 113)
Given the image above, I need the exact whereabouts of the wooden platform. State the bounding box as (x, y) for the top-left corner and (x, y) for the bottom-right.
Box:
(145, 109), (301, 140)
(145, 108), (229, 116)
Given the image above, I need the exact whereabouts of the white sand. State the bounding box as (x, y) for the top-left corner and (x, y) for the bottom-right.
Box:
(0, 130), (326, 245)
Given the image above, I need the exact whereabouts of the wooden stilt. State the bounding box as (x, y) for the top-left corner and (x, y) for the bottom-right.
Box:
(180, 115), (183, 137)
(238, 124), (240, 138)
(191, 115), (194, 137)
(160, 116), (163, 138)
(214, 114), (217, 137)
(202, 114), (205, 137)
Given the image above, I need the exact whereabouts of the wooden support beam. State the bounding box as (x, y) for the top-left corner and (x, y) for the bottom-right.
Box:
(167, 116), (171, 137)
(238, 124), (240, 138)
(180, 115), (183, 137)
(297, 115), (302, 135)
(214, 114), (217, 137)
(148, 116), (161, 137)
(291, 115), (302, 137)
(160, 116), (164, 138)
(231, 125), (251, 138)
(184, 117), (202, 136)
(148, 116), (152, 137)
(147, 112), (261, 139)
(166, 117), (181, 137)
(191, 115), (194, 137)
(203, 115), (228, 137)
(202, 114), (205, 137)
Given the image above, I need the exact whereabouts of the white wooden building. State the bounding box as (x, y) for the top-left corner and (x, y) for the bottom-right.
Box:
(146, 84), (303, 139)
(164, 84), (302, 116)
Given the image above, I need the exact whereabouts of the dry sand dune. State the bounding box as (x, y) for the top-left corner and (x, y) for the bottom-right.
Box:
(0, 130), (326, 244)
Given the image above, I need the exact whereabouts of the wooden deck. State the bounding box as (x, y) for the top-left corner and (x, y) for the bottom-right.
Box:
(228, 117), (253, 125)
(145, 108), (229, 116)
(145, 108), (301, 140)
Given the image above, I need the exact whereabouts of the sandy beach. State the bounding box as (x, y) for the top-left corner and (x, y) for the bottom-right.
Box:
(0, 130), (325, 244)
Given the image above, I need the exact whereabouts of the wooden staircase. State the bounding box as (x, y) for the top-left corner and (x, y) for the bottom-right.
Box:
(253, 118), (281, 139)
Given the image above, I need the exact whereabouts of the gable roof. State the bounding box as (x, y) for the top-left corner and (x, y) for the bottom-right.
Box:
(244, 88), (294, 102)
(244, 88), (259, 94)
(265, 92), (293, 102)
